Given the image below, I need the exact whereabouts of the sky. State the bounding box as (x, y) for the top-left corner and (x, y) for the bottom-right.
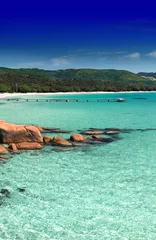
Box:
(0, 0), (156, 73)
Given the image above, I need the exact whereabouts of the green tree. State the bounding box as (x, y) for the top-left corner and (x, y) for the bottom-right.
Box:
(0, 84), (9, 92)
(18, 84), (31, 93)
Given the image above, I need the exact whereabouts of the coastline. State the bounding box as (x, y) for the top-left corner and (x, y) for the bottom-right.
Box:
(0, 91), (156, 99)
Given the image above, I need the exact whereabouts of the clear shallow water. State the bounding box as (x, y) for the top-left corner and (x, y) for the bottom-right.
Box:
(1, 92), (156, 239)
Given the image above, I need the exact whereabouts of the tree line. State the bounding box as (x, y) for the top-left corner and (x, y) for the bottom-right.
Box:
(0, 67), (156, 93)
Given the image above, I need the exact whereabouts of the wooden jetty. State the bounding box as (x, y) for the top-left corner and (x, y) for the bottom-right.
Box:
(1, 98), (125, 102)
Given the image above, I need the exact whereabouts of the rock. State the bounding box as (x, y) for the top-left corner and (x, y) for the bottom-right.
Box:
(100, 138), (115, 143)
(120, 129), (132, 133)
(41, 127), (60, 131)
(43, 136), (52, 143)
(16, 142), (42, 150)
(0, 145), (8, 154)
(0, 189), (10, 198)
(52, 136), (72, 147)
(0, 121), (43, 143)
(2, 144), (9, 148)
(83, 139), (103, 145)
(82, 131), (104, 135)
(0, 155), (8, 160)
(104, 131), (120, 135)
(72, 142), (88, 147)
(34, 126), (43, 132)
(53, 147), (76, 152)
(17, 188), (25, 192)
(0, 155), (9, 161)
(89, 135), (101, 139)
(70, 134), (85, 142)
(8, 143), (18, 152)
(52, 129), (72, 133)
(42, 128), (72, 134)
(87, 137), (115, 143)
(105, 128), (120, 131)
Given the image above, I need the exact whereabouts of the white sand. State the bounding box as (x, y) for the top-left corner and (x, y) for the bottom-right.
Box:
(0, 91), (155, 99)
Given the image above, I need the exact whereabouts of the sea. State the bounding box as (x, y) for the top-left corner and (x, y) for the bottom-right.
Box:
(0, 92), (156, 240)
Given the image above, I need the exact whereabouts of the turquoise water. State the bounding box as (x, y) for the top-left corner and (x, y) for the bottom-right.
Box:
(1, 92), (156, 239)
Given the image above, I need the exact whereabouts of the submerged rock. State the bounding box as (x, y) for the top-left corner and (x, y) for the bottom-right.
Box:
(85, 137), (115, 144)
(83, 139), (103, 145)
(40, 127), (60, 131)
(89, 135), (101, 139)
(17, 188), (25, 192)
(0, 121), (43, 143)
(0, 155), (9, 163)
(104, 131), (120, 135)
(0, 189), (10, 198)
(0, 155), (8, 160)
(0, 145), (8, 154)
(52, 147), (77, 152)
(72, 142), (89, 147)
(52, 136), (72, 147)
(41, 127), (72, 134)
(119, 128), (134, 133)
(50, 129), (72, 133)
(137, 128), (156, 132)
(81, 130), (104, 135)
(104, 128), (120, 131)
(100, 138), (115, 143)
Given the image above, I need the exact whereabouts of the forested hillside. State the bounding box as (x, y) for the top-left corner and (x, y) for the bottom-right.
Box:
(0, 67), (155, 92)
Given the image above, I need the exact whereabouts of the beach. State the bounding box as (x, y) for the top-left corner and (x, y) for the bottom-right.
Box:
(1, 90), (156, 99)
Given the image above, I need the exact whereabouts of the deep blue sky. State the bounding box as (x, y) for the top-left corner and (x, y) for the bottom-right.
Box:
(0, 0), (156, 73)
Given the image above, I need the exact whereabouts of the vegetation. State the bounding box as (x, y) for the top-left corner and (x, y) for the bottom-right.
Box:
(0, 67), (156, 92)
(138, 72), (156, 78)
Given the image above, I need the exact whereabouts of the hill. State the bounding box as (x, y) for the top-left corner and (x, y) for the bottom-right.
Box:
(0, 67), (156, 92)
(138, 72), (156, 81)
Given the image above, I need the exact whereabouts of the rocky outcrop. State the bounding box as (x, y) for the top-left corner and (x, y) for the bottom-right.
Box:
(0, 121), (43, 143)
(52, 136), (72, 146)
(0, 120), (122, 157)
(0, 145), (8, 154)
(43, 136), (52, 143)
(70, 134), (85, 142)
(16, 142), (42, 150)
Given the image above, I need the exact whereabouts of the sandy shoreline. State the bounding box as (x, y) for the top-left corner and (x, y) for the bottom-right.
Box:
(0, 91), (155, 99)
